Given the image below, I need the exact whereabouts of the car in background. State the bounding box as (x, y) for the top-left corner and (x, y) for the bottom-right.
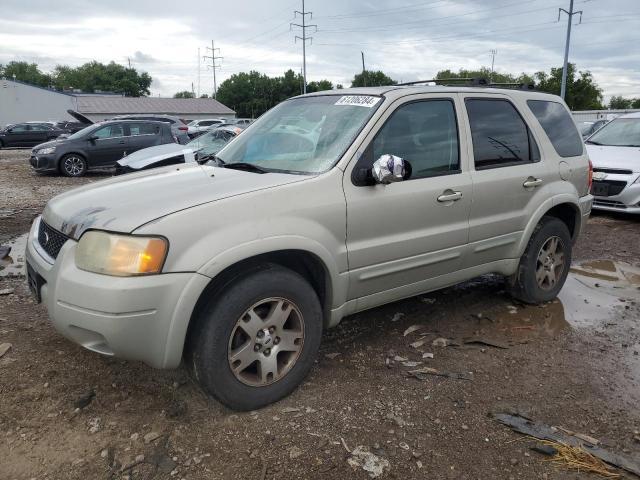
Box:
(111, 114), (190, 144)
(585, 112), (640, 213)
(115, 125), (244, 175)
(187, 118), (226, 137)
(0, 122), (67, 148)
(53, 120), (87, 134)
(576, 119), (607, 139)
(30, 120), (176, 177)
(231, 118), (253, 126)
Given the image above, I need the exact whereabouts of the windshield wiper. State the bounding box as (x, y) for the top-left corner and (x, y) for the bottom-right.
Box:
(222, 162), (269, 174)
(585, 140), (602, 145)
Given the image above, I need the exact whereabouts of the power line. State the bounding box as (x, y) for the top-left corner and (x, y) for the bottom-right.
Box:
(558, 0), (583, 100)
(291, 0), (316, 94)
(203, 40), (223, 99)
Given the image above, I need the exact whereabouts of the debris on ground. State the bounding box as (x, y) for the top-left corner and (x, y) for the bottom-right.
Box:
(401, 361), (422, 367)
(391, 312), (405, 322)
(408, 367), (473, 381)
(422, 352), (434, 359)
(403, 325), (424, 336)
(543, 439), (621, 478)
(432, 337), (459, 347)
(409, 339), (427, 349)
(531, 444), (558, 456)
(493, 413), (640, 477)
(0, 288), (14, 295)
(347, 446), (390, 478)
(392, 355), (408, 362)
(143, 431), (161, 444)
(0, 343), (12, 358)
(463, 337), (509, 349)
(73, 389), (96, 410)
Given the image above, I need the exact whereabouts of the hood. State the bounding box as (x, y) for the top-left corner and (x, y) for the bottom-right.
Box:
(32, 137), (71, 152)
(586, 144), (640, 172)
(67, 109), (93, 125)
(118, 143), (195, 169)
(43, 163), (307, 239)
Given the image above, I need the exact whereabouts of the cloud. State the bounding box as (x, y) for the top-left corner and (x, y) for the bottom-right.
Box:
(131, 51), (157, 64)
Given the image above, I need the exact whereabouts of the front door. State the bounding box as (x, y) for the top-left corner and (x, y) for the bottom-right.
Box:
(89, 123), (128, 166)
(344, 94), (472, 302)
(6, 124), (32, 147)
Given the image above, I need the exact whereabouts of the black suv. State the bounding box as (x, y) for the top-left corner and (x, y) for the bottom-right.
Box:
(30, 120), (176, 176)
(0, 122), (66, 148)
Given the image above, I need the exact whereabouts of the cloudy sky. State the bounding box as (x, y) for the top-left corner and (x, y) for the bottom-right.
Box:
(1, 0), (638, 101)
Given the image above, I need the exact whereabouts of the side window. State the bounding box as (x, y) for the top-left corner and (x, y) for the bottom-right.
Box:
(11, 124), (30, 132)
(129, 123), (160, 136)
(93, 124), (124, 139)
(32, 123), (51, 132)
(527, 100), (583, 157)
(466, 99), (539, 169)
(199, 120), (214, 126)
(370, 99), (460, 180)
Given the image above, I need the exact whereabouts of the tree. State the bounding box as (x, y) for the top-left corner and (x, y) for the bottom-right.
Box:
(50, 61), (151, 96)
(200, 93), (209, 98)
(351, 70), (396, 87)
(307, 79), (334, 93)
(0, 61), (52, 87)
(174, 90), (195, 98)
(534, 64), (603, 110)
(435, 67), (534, 85)
(609, 96), (632, 109)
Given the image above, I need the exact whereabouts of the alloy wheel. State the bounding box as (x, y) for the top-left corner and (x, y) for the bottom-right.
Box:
(227, 297), (304, 387)
(63, 156), (84, 176)
(535, 236), (566, 291)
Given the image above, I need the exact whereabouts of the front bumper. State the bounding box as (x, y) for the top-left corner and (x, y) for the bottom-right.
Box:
(591, 177), (640, 214)
(25, 217), (209, 368)
(30, 153), (59, 172)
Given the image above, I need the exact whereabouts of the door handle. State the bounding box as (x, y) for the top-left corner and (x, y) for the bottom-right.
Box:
(118, 140), (126, 144)
(437, 190), (463, 203)
(523, 177), (543, 188)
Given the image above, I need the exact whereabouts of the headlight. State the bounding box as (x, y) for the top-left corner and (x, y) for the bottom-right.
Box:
(75, 231), (168, 276)
(37, 146), (56, 155)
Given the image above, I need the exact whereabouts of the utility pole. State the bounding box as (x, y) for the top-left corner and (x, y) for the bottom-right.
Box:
(291, 0), (316, 94)
(558, 0), (582, 100)
(361, 51), (367, 87)
(197, 47), (201, 98)
(490, 49), (497, 81)
(203, 41), (223, 99)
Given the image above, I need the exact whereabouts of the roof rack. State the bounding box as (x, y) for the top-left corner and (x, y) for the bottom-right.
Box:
(396, 77), (535, 90)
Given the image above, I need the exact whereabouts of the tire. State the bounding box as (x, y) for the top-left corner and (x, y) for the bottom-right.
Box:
(188, 265), (323, 411)
(508, 216), (572, 304)
(60, 154), (87, 177)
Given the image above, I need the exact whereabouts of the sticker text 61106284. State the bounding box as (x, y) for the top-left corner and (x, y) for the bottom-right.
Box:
(334, 96), (381, 108)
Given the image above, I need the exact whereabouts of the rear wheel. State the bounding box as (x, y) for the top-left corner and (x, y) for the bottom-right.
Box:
(508, 216), (572, 304)
(188, 265), (323, 410)
(60, 154), (87, 177)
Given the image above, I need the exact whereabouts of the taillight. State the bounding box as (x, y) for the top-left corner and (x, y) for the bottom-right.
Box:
(178, 126), (188, 131)
(588, 159), (593, 190)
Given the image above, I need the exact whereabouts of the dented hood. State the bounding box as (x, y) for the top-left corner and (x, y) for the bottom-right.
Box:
(43, 163), (306, 239)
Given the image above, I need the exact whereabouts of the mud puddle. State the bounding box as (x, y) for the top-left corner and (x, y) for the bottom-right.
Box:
(0, 233), (27, 278)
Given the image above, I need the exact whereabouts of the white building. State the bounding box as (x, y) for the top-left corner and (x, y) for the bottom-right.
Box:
(0, 78), (235, 127)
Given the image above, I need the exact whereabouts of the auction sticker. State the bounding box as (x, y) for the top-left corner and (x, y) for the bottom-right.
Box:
(335, 95), (381, 107)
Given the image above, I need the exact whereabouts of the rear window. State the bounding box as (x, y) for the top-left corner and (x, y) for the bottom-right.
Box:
(527, 100), (583, 157)
(129, 123), (160, 136)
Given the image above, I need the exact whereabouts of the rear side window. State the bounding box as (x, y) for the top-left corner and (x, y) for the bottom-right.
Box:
(129, 123), (160, 136)
(527, 100), (583, 157)
(466, 98), (539, 169)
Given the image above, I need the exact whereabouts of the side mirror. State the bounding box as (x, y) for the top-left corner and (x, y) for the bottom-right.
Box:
(372, 154), (406, 184)
(88, 135), (98, 142)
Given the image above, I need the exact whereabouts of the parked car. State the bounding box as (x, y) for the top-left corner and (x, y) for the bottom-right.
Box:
(0, 122), (67, 148)
(30, 120), (176, 176)
(116, 125), (244, 174)
(25, 86), (592, 410)
(53, 120), (88, 134)
(187, 118), (226, 137)
(585, 112), (640, 213)
(576, 119), (607, 139)
(231, 118), (253, 126)
(111, 114), (190, 144)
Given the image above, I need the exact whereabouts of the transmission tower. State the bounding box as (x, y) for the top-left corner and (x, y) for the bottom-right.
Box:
(204, 41), (223, 99)
(558, 0), (583, 100)
(291, 0), (317, 94)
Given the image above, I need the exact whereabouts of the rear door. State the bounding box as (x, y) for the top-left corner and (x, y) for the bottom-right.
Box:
(30, 123), (53, 144)
(459, 94), (550, 267)
(126, 122), (163, 153)
(89, 123), (128, 166)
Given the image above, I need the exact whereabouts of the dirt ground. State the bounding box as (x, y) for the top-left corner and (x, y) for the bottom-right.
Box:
(1, 148), (639, 480)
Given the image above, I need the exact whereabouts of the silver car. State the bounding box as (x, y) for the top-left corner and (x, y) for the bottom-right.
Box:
(25, 86), (592, 410)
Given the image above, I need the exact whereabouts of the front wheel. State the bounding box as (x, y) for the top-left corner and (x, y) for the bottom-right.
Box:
(188, 265), (323, 410)
(508, 216), (572, 304)
(60, 154), (87, 177)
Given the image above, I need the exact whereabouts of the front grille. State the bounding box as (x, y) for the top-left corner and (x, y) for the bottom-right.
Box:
(591, 180), (627, 197)
(38, 220), (68, 259)
(593, 167), (633, 175)
(593, 199), (627, 209)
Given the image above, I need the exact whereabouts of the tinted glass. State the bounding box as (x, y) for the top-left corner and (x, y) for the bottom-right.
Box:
(372, 100), (459, 179)
(587, 118), (640, 147)
(93, 124), (124, 138)
(466, 99), (536, 169)
(199, 120), (215, 126)
(528, 100), (583, 157)
(129, 123), (160, 136)
(11, 124), (29, 132)
(31, 123), (51, 131)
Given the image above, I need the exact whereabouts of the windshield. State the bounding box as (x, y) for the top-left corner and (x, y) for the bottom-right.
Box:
(588, 118), (640, 146)
(66, 124), (99, 140)
(215, 95), (382, 174)
(187, 129), (237, 156)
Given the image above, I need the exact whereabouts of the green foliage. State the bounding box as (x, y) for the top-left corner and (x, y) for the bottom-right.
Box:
(351, 70), (396, 87)
(0, 61), (52, 87)
(174, 90), (195, 98)
(534, 64), (603, 110)
(435, 67), (534, 85)
(609, 95), (640, 109)
(0, 60), (151, 96)
(216, 69), (334, 118)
